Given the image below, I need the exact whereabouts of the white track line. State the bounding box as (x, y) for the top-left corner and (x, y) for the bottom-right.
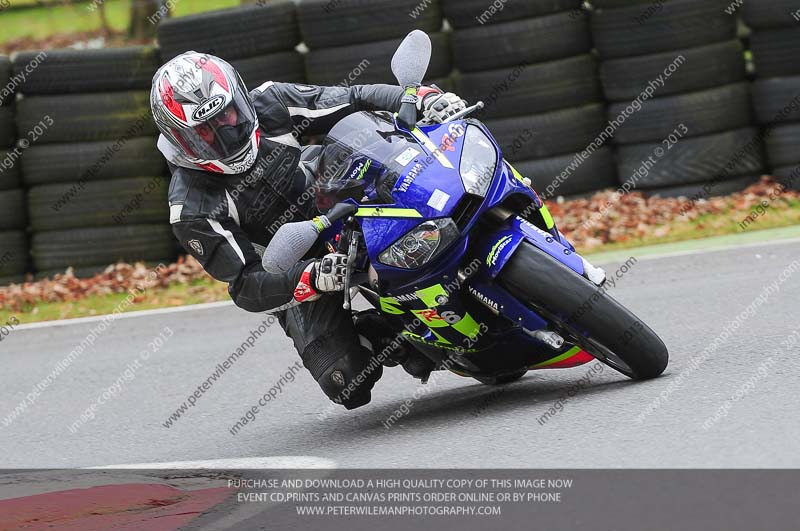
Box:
(593, 235), (800, 265)
(15, 301), (234, 331)
(88, 456), (337, 469)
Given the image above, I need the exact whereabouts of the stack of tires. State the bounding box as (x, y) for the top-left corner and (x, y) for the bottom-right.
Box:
(298, 0), (451, 90)
(0, 55), (28, 286)
(15, 47), (176, 278)
(743, 1), (800, 188)
(157, 1), (305, 90)
(449, 0), (616, 198)
(592, 0), (763, 198)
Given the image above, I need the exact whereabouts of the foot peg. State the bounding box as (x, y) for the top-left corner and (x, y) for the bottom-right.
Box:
(527, 329), (565, 350)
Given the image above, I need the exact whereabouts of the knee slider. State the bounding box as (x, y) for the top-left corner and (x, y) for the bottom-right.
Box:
(309, 346), (383, 410)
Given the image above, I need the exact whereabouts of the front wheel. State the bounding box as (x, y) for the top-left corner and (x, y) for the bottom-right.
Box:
(498, 242), (668, 380)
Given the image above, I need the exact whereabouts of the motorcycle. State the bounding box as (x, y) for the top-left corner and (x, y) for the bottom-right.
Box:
(263, 30), (668, 385)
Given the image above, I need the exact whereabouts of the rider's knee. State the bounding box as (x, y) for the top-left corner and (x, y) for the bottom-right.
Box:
(301, 335), (383, 410)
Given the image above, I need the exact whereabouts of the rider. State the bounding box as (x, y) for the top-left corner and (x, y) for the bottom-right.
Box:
(151, 52), (467, 409)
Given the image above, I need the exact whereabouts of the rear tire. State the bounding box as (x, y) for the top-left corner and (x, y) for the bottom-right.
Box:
(498, 242), (668, 379)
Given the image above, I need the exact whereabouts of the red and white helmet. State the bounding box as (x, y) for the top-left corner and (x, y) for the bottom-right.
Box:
(151, 52), (259, 174)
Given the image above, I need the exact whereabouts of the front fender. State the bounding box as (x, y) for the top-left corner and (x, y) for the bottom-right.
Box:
(478, 216), (585, 279)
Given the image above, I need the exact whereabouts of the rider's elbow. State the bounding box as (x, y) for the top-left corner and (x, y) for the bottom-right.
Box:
(228, 280), (265, 313)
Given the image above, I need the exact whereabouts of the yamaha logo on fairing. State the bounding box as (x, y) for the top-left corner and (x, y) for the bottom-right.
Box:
(517, 216), (552, 239)
(468, 285), (499, 312)
(192, 95), (226, 121)
(397, 162), (424, 193)
(394, 292), (420, 303)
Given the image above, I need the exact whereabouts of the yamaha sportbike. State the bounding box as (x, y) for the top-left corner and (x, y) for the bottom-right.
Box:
(263, 31), (668, 384)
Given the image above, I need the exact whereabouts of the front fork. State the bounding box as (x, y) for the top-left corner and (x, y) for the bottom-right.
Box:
(466, 212), (607, 350)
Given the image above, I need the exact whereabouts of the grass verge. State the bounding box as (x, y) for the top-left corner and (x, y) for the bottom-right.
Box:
(1, 0), (241, 45)
(578, 198), (800, 253)
(1, 278), (229, 324)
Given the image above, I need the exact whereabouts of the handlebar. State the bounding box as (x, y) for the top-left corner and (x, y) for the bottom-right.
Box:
(442, 101), (485, 123)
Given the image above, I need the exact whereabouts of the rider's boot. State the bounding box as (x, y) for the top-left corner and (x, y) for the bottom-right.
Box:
(353, 310), (436, 380)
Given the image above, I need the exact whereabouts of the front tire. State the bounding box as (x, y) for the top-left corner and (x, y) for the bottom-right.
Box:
(498, 242), (668, 380)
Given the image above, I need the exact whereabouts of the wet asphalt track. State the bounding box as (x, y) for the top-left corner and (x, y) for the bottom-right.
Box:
(1, 239), (799, 469)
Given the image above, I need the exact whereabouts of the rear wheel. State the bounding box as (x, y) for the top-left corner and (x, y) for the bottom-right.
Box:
(498, 242), (668, 379)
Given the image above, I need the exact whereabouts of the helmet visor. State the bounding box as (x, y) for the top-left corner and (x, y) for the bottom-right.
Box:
(172, 90), (257, 160)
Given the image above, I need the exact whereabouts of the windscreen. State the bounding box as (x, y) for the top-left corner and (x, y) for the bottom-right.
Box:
(317, 111), (418, 191)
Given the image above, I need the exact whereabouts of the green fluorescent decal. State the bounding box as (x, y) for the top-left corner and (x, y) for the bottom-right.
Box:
(487, 235), (513, 266)
(540, 205), (555, 229)
(507, 161), (555, 229)
(357, 159), (372, 180)
(379, 297), (405, 315)
(415, 284), (448, 307)
(451, 313), (481, 340)
(530, 346), (582, 368)
(402, 331), (469, 350)
(507, 162), (527, 184)
(312, 217), (327, 232)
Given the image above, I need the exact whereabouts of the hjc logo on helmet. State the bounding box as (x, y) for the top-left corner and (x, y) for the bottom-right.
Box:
(192, 95), (226, 121)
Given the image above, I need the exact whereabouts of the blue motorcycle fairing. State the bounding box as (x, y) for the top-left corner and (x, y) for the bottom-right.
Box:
(477, 216), (585, 280)
(315, 112), (590, 367)
(464, 280), (548, 333)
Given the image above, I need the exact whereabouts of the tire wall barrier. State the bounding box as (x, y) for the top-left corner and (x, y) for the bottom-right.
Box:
(10, 46), (175, 282)
(743, 1), (800, 190)
(0, 1), (791, 284)
(592, 0), (762, 198)
(1, 54), (29, 286)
